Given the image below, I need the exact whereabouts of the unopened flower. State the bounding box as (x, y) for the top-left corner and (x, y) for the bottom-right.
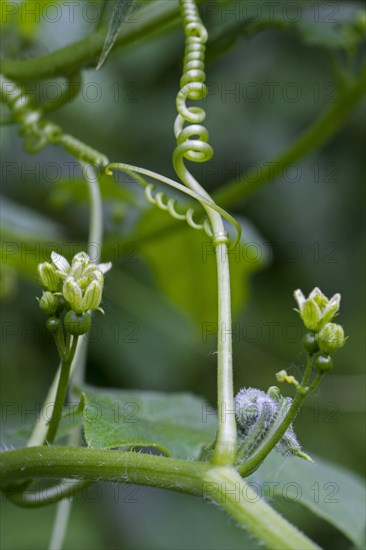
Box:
(60, 252), (111, 314)
(37, 262), (62, 292)
(294, 287), (341, 331)
(318, 323), (348, 354)
(39, 291), (58, 315)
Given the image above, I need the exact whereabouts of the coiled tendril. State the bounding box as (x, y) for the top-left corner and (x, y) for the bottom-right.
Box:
(0, 75), (108, 167)
(172, 0), (237, 248)
(173, 0), (212, 175)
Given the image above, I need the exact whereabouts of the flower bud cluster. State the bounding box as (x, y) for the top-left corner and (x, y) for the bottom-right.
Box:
(294, 287), (348, 373)
(37, 251), (111, 337)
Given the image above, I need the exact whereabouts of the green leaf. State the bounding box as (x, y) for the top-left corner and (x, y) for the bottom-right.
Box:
(80, 384), (216, 460)
(1, 198), (66, 277)
(48, 172), (134, 208)
(134, 208), (267, 325)
(1, 405), (83, 449)
(248, 450), (366, 548)
(97, 0), (135, 70)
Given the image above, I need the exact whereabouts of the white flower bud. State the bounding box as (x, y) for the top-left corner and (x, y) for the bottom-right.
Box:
(294, 288), (341, 331)
(37, 262), (61, 292)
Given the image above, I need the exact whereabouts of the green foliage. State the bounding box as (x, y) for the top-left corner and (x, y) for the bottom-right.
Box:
(97, 0), (136, 70)
(251, 451), (366, 548)
(1, 1), (365, 548)
(134, 209), (266, 324)
(80, 384), (216, 460)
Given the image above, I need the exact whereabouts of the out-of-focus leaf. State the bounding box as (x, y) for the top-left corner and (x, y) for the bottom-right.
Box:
(0, 0), (63, 39)
(80, 384), (216, 460)
(249, 450), (366, 548)
(297, 19), (366, 52)
(48, 172), (134, 208)
(132, 207), (268, 325)
(97, 0), (135, 70)
(208, 3), (365, 63)
(1, 198), (66, 277)
(1, 405), (83, 449)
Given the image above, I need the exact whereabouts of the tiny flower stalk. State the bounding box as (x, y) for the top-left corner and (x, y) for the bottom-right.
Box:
(36, 251), (111, 444)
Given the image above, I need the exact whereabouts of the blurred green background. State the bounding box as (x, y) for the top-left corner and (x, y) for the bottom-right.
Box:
(1, 1), (365, 548)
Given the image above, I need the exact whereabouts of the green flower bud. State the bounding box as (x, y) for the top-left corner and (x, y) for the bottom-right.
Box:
(63, 277), (83, 313)
(82, 280), (102, 311)
(37, 262), (61, 292)
(318, 323), (347, 354)
(301, 299), (322, 331)
(64, 310), (91, 336)
(39, 291), (58, 315)
(314, 353), (334, 373)
(46, 317), (62, 334)
(302, 332), (319, 355)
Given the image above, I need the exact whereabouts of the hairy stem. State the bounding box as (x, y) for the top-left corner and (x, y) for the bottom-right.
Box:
(0, 448), (320, 550)
(203, 467), (321, 550)
(0, 447), (208, 494)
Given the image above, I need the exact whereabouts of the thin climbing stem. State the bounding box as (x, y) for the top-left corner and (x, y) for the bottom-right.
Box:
(45, 337), (79, 445)
(172, 0), (236, 465)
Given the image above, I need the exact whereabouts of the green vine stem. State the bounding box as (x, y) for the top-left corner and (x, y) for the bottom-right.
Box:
(0, 447), (320, 550)
(49, 499), (73, 550)
(0, 0), (188, 80)
(204, 467), (320, 550)
(172, 0), (236, 465)
(0, 75), (109, 167)
(41, 73), (82, 114)
(5, 479), (88, 509)
(45, 337), (79, 445)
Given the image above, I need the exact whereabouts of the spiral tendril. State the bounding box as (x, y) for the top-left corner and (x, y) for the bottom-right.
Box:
(0, 75), (108, 167)
(173, 0), (239, 249)
(144, 183), (213, 235)
(174, 0), (212, 166)
(106, 163), (241, 244)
